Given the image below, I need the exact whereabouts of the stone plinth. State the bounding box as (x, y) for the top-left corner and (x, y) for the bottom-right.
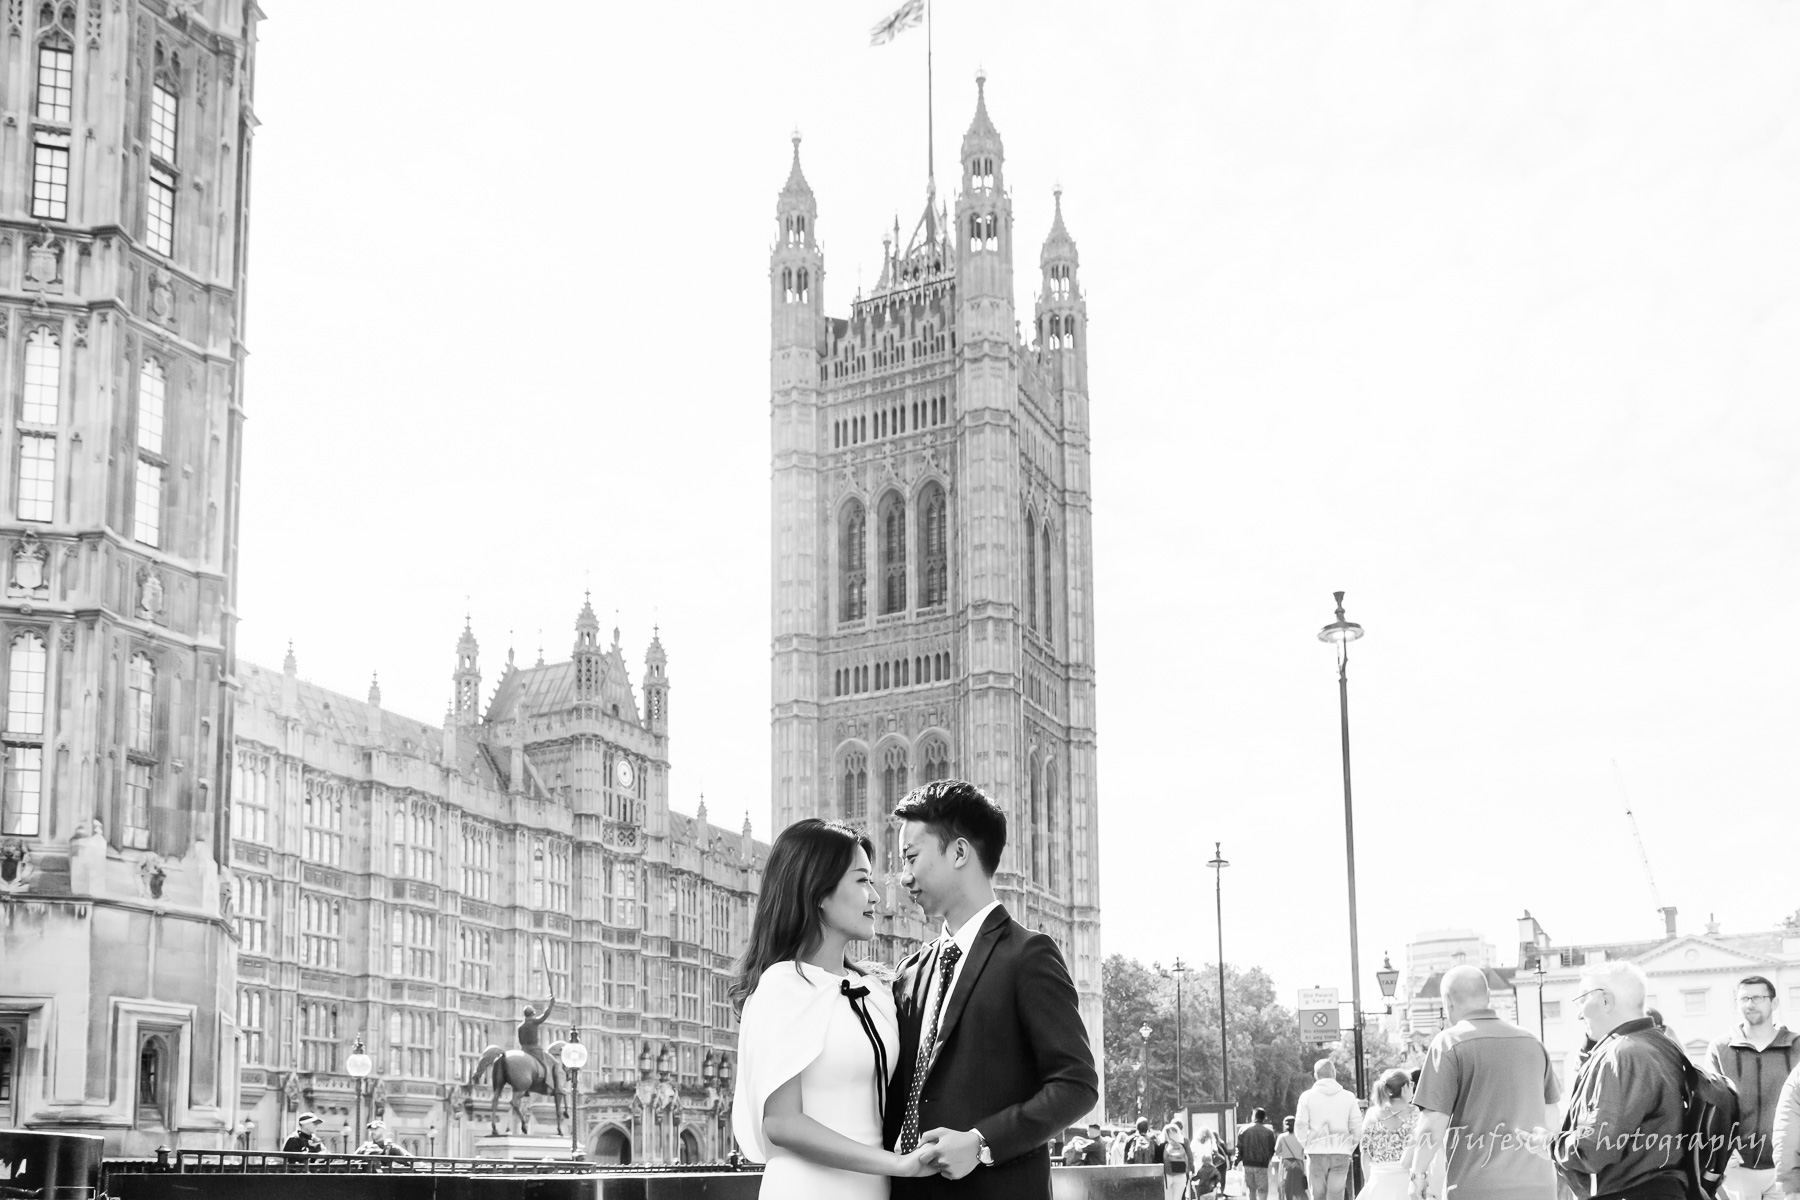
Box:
(471, 1134), (576, 1161)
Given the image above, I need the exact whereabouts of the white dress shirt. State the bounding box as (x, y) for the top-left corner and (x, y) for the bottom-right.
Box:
(922, 898), (1001, 1050)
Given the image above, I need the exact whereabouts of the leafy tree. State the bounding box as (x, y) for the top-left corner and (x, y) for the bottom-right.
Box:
(1103, 953), (1401, 1126)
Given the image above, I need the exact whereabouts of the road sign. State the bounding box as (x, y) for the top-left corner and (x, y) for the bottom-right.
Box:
(1299, 988), (1342, 1044)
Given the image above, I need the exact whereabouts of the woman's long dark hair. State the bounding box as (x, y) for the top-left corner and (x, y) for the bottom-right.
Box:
(729, 818), (873, 1012)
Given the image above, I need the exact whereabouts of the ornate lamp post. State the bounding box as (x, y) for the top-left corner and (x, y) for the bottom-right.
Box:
(1137, 1022), (1152, 1120)
(716, 1053), (734, 1161)
(635, 1043), (655, 1163)
(1376, 953), (1399, 1011)
(1533, 958), (1548, 1040)
(1163, 959), (1190, 1110)
(345, 1035), (373, 1147)
(1317, 591), (1369, 1103)
(559, 1028), (587, 1159)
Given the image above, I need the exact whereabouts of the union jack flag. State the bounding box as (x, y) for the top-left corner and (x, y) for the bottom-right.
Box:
(870, 0), (924, 46)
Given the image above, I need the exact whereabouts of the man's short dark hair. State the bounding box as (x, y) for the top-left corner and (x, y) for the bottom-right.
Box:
(1253, 1107), (1268, 1122)
(1087, 1122), (1101, 1133)
(1137, 1117), (1150, 1133)
(1738, 975), (1777, 999)
(893, 779), (1006, 876)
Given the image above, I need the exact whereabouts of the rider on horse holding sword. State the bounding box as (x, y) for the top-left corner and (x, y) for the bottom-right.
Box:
(517, 996), (555, 1080)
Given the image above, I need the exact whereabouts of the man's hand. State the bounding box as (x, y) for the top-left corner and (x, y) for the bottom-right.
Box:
(1408, 1169), (1433, 1200)
(918, 1128), (982, 1179)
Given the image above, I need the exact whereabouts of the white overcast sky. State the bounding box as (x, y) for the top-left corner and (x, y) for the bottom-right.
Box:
(240, 1), (1799, 1007)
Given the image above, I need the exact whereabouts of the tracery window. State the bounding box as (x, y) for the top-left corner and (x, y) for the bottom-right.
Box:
(548, 839), (571, 911)
(840, 501), (867, 622)
(16, 434), (55, 523)
(460, 819), (492, 899)
(459, 926), (492, 992)
(390, 908), (436, 979)
(841, 751), (868, 823)
(390, 798), (438, 882)
(879, 492), (906, 614)
(237, 988), (264, 1065)
(1046, 766), (1060, 892)
(146, 65), (178, 257)
(300, 893), (341, 969)
(298, 1000), (339, 1072)
(231, 749), (270, 843)
(880, 746), (908, 869)
(23, 327), (61, 424)
(120, 652), (156, 849)
(301, 774), (344, 865)
(920, 483), (947, 607)
(1042, 522), (1054, 644)
(1028, 753), (1043, 885)
(234, 872), (266, 954)
(919, 738), (951, 784)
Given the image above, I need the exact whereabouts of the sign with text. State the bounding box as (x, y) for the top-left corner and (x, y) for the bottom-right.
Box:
(1298, 988), (1342, 1044)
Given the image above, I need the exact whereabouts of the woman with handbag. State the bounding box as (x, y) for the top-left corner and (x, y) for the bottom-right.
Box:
(1276, 1116), (1308, 1200)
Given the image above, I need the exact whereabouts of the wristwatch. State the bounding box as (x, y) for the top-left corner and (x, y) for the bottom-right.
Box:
(975, 1130), (994, 1167)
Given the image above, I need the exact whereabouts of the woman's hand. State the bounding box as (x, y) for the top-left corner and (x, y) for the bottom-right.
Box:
(892, 1147), (941, 1177)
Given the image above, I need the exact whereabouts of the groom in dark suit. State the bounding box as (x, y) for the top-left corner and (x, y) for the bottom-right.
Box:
(884, 780), (1099, 1199)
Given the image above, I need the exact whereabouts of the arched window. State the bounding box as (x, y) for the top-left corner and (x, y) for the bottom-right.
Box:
(136, 1034), (168, 1125)
(1045, 765), (1059, 892)
(128, 653), (155, 754)
(878, 492), (906, 615)
(1042, 522), (1054, 644)
(881, 745), (908, 828)
(1028, 754), (1042, 885)
(841, 752), (868, 823)
(1064, 314), (1075, 349)
(920, 739), (951, 784)
(1025, 511), (1038, 632)
(841, 502), (867, 622)
(969, 213), (982, 253)
(798, 268), (810, 303)
(920, 483), (947, 608)
(34, 8), (73, 123)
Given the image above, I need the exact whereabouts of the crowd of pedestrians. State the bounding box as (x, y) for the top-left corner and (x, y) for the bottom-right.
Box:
(1088, 963), (1800, 1200)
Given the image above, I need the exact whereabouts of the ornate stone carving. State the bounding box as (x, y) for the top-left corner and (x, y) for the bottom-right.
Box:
(74, 315), (88, 347)
(59, 624), (75, 649)
(85, 0), (99, 47)
(136, 564), (165, 621)
(12, 530), (48, 593)
(25, 237), (61, 287)
(0, 839), (35, 892)
(7, 0), (22, 34)
(148, 271), (176, 324)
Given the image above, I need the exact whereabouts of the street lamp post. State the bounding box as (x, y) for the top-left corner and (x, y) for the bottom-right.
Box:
(1165, 959), (1189, 1111)
(559, 1028), (587, 1159)
(1317, 591), (1369, 1103)
(345, 1036), (373, 1148)
(1138, 1023), (1152, 1120)
(1533, 959), (1548, 1041)
(1207, 843), (1231, 1122)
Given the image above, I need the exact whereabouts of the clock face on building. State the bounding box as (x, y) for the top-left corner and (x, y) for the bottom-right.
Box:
(615, 758), (636, 790)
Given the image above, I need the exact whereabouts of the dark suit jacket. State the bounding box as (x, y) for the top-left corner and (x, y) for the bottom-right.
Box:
(884, 904), (1099, 1200)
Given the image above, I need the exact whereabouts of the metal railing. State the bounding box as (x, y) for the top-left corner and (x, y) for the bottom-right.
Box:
(113, 1149), (760, 1176)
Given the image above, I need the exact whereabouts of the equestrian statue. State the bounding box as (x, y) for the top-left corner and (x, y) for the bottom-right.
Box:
(469, 995), (568, 1137)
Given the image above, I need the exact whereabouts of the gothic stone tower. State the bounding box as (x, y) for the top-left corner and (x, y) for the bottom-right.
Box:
(0, 0), (258, 1151)
(769, 77), (1102, 1058)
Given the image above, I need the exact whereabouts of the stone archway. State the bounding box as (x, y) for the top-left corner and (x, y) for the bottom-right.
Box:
(591, 1125), (631, 1165)
(678, 1128), (701, 1164)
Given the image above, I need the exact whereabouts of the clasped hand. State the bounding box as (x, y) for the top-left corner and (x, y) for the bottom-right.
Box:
(898, 1128), (983, 1179)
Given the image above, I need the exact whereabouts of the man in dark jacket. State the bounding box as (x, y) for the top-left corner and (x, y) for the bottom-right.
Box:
(1708, 976), (1800, 1200)
(1237, 1109), (1278, 1200)
(282, 1112), (325, 1153)
(1550, 962), (1687, 1200)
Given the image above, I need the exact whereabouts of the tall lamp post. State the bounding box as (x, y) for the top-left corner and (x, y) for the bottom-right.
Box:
(1137, 1023), (1152, 1120)
(1207, 844), (1231, 1122)
(559, 1028), (587, 1159)
(1317, 591), (1368, 1102)
(345, 1036), (373, 1150)
(1164, 959), (1190, 1111)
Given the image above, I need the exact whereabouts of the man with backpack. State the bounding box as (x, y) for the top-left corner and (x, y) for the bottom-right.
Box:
(1708, 977), (1800, 1200)
(1550, 962), (1690, 1200)
(1125, 1118), (1162, 1165)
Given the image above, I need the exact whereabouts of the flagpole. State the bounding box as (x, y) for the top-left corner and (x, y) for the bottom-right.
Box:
(926, 0), (935, 196)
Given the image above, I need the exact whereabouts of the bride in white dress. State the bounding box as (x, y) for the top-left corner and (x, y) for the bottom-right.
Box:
(731, 819), (939, 1198)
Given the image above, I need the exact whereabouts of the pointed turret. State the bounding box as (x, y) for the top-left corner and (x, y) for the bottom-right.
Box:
(451, 618), (481, 724)
(773, 131), (824, 342)
(573, 593), (602, 703)
(1037, 186), (1086, 393)
(644, 626), (669, 736)
(956, 72), (1016, 364)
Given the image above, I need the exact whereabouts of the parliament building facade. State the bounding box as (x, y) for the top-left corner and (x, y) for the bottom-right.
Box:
(768, 78), (1104, 1056)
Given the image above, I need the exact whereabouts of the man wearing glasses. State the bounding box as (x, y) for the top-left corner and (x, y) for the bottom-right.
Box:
(1547, 963), (1687, 1200)
(1708, 976), (1800, 1200)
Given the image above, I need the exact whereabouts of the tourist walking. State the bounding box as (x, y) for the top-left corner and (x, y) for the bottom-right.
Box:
(1237, 1109), (1278, 1200)
(1708, 976), (1800, 1200)
(1295, 1059), (1364, 1200)
(729, 819), (938, 1199)
(1276, 1116), (1308, 1200)
(1162, 1119), (1191, 1200)
(1412, 964), (1559, 1200)
(1357, 1069), (1417, 1200)
(1547, 961), (1687, 1200)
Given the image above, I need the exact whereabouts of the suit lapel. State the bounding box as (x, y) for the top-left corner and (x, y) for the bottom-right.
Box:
(927, 904), (1008, 1076)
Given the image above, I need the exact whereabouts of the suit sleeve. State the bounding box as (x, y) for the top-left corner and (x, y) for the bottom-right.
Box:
(976, 932), (1099, 1164)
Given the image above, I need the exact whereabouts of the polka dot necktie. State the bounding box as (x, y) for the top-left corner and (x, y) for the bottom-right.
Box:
(899, 942), (963, 1154)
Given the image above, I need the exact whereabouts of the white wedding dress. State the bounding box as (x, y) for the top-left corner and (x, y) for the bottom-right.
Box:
(732, 960), (898, 1200)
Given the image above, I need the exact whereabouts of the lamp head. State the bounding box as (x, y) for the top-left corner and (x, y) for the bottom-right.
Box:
(1317, 591), (1364, 645)
(1376, 952), (1399, 1000)
(1139, 1022), (1152, 1041)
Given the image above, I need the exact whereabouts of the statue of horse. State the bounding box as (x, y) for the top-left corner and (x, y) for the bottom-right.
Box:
(470, 1038), (568, 1137)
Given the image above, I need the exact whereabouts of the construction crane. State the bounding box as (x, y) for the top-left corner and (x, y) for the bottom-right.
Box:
(1614, 759), (1677, 936)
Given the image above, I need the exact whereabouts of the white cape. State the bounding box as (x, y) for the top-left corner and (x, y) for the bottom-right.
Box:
(731, 961), (897, 1163)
